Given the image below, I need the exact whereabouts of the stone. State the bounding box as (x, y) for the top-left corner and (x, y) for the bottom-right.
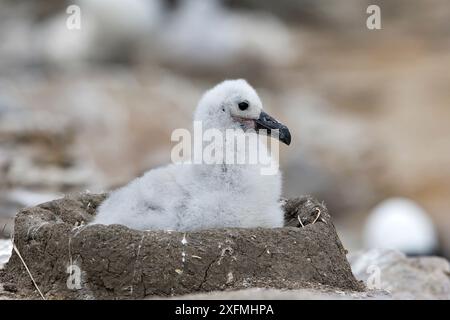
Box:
(349, 248), (450, 299)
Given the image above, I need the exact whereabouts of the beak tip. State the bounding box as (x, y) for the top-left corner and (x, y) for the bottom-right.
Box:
(280, 128), (291, 146)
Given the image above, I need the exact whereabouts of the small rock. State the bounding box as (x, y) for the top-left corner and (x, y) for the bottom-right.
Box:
(349, 248), (450, 299)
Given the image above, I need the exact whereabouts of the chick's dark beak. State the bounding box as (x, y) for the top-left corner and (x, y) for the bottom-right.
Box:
(255, 111), (291, 145)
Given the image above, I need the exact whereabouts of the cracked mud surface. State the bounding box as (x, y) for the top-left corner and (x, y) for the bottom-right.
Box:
(0, 193), (363, 299)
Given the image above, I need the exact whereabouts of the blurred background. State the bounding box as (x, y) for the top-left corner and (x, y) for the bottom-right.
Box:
(0, 0), (449, 258)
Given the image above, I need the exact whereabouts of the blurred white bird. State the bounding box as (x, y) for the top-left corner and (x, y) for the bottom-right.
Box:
(158, 0), (296, 69)
(364, 197), (439, 255)
(38, 0), (163, 66)
(93, 79), (291, 231)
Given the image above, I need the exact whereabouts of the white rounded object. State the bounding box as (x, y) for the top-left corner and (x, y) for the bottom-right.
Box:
(364, 198), (438, 254)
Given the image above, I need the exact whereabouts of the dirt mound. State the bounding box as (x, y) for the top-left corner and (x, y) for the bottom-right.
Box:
(0, 194), (363, 299)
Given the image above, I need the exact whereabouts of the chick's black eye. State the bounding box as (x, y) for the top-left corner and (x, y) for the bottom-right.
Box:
(238, 101), (249, 110)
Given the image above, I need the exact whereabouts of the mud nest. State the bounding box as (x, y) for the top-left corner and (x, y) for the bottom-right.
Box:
(0, 194), (363, 299)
